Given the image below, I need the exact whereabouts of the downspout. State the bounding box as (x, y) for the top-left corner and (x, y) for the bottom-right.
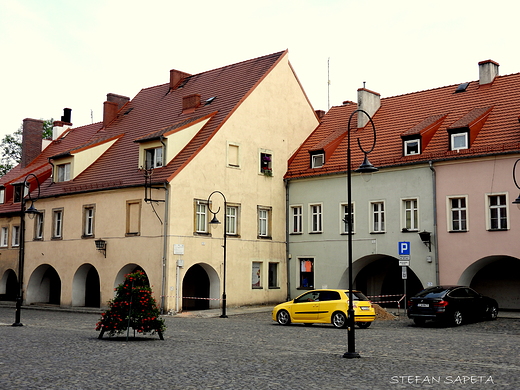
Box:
(429, 161), (439, 285)
(160, 183), (169, 314)
(284, 178), (291, 301)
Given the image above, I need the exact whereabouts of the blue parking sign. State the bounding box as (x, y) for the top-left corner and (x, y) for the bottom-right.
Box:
(398, 241), (410, 256)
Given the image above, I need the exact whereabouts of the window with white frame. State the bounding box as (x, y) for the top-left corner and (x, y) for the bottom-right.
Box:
(126, 200), (141, 236)
(12, 225), (20, 247)
(402, 198), (418, 231)
(195, 201), (208, 234)
(449, 197), (467, 231)
(260, 152), (272, 176)
(290, 205), (302, 234)
(53, 209), (63, 239)
(1, 226), (8, 247)
(145, 147), (163, 169)
(83, 205), (95, 237)
(252, 261), (262, 288)
(311, 153), (325, 168)
(57, 163), (71, 182)
(13, 184), (23, 203)
(34, 212), (44, 240)
(309, 203), (323, 233)
(341, 203), (354, 234)
(371, 201), (385, 233)
(227, 142), (240, 168)
(299, 258), (314, 289)
(404, 139), (420, 156)
(226, 205), (239, 235)
(268, 262), (279, 288)
(488, 194), (508, 230)
(0, 187), (4, 203)
(257, 206), (272, 238)
(451, 132), (468, 151)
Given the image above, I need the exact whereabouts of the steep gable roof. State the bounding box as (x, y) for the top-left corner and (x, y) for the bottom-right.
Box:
(286, 69), (520, 179)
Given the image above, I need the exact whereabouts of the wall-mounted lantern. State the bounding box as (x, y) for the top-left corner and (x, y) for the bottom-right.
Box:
(95, 239), (107, 258)
(418, 230), (431, 252)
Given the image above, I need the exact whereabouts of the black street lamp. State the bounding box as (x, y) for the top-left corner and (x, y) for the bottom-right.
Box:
(13, 173), (41, 327)
(512, 159), (520, 208)
(343, 109), (378, 359)
(207, 190), (228, 318)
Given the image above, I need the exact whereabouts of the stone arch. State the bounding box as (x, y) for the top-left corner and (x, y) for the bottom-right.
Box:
(26, 264), (61, 305)
(0, 269), (18, 301)
(114, 264), (149, 291)
(182, 263), (220, 311)
(459, 255), (520, 310)
(72, 264), (100, 307)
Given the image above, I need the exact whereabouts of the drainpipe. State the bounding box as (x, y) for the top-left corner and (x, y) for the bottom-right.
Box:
(429, 161), (440, 285)
(284, 178), (291, 301)
(160, 183), (170, 314)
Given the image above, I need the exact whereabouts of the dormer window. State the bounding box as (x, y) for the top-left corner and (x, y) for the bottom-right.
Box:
(0, 187), (4, 204)
(145, 147), (163, 169)
(404, 139), (420, 156)
(450, 131), (469, 151)
(13, 184), (23, 203)
(311, 152), (324, 168)
(57, 163), (71, 182)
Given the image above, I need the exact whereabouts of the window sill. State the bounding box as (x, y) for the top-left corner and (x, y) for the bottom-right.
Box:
(81, 235), (95, 239)
(252, 286), (263, 289)
(448, 230), (468, 233)
(290, 232), (302, 235)
(401, 229), (418, 233)
(268, 286), (280, 290)
(340, 232), (355, 235)
(297, 287), (314, 290)
(257, 236), (272, 240)
(309, 231), (323, 234)
(370, 231), (385, 234)
(487, 228), (508, 232)
(125, 233), (140, 237)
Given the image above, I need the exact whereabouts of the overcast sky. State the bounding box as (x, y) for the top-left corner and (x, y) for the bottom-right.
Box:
(1, 0), (519, 142)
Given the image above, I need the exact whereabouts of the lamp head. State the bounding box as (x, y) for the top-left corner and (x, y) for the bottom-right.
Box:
(513, 193), (520, 210)
(355, 154), (378, 182)
(209, 214), (221, 229)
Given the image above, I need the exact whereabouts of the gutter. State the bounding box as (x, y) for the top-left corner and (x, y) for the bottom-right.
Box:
(161, 183), (170, 314)
(429, 161), (440, 285)
(284, 178), (291, 301)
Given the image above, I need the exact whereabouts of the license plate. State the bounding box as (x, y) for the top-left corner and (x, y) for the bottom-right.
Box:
(360, 306), (370, 311)
(417, 303), (429, 308)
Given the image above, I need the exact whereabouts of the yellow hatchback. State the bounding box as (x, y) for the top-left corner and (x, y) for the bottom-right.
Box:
(272, 289), (376, 329)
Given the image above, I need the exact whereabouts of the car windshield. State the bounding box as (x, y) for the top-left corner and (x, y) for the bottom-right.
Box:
(414, 286), (449, 299)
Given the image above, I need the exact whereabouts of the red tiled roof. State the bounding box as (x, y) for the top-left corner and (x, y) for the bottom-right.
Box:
(0, 50), (288, 207)
(286, 72), (520, 179)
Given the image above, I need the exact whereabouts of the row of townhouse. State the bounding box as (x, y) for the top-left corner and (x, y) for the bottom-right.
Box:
(0, 50), (319, 312)
(1, 53), (519, 313)
(286, 60), (520, 310)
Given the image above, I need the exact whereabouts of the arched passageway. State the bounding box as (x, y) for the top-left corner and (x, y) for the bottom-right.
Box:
(72, 264), (100, 307)
(0, 269), (18, 301)
(26, 265), (61, 305)
(182, 264), (210, 310)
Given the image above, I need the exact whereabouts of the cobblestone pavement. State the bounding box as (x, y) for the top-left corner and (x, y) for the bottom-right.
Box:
(1, 307), (519, 389)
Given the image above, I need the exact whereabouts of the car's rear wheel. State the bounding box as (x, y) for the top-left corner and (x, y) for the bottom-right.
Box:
(356, 322), (371, 329)
(486, 304), (498, 320)
(331, 311), (348, 328)
(452, 310), (463, 326)
(413, 318), (426, 326)
(276, 310), (291, 326)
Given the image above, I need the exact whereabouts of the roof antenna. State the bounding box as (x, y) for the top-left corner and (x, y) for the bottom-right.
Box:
(327, 57), (331, 110)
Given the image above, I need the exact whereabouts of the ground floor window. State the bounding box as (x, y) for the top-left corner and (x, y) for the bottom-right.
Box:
(299, 258), (314, 289)
(268, 262), (279, 288)
(252, 262), (262, 288)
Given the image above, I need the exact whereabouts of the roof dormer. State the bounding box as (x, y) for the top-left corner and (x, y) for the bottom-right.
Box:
(447, 107), (493, 151)
(401, 114), (447, 156)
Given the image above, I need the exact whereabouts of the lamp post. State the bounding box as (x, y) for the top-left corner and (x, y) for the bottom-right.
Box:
(207, 190), (228, 318)
(13, 173), (41, 327)
(512, 159), (520, 208)
(343, 109), (378, 359)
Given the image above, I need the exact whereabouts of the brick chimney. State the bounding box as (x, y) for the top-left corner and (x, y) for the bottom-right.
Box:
(21, 118), (43, 168)
(357, 88), (380, 128)
(170, 69), (191, 91)
(182, 94), (201, 114)
(103, 93), (130, 127)
(479, 60), (499, 85)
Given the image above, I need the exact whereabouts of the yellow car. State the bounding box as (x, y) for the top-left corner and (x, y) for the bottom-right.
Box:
(272, 289), (375, 329)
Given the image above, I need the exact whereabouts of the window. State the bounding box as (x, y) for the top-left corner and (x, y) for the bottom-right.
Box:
(258, 206), (271, 238)
(268, 262), (279, 288)
(404, 139), (420, 156)
(341, 203), (354, 234)
(311, 153), (325, 168)
(488, 194), (508, 230)
(451, 132), (468, 151)
(309, 203), (323, 233)
(252, 262), (262, 288)
(260, 152), (272, 176)
(226, 205), (239, 235)
(1, 227), (8, 247)
(299, 258), (314, 289)
(52, 209), (63, 239)
(290, 205), (302, 234)
(449, 197), (467, 231)
(12, 226), (20, 247)
(371, 201), (385, 233)
(145, 147), (163, 169)
(34, 212), (44, 240)
(57, 163), (71, 182)
(195, 201), (208, 234)
(0, 187), (4, 203)
(227, 142), (240, 168)
(83, 205), (95, 237)
(126, 200), (141, 235)
(402, 198), (418, 231)
(13, 184), (23, 203)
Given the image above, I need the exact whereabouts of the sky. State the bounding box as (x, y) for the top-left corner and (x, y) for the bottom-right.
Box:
(1, 0), (519, 142)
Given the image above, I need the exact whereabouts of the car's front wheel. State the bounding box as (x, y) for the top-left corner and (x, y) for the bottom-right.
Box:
(356, 322), (371, 329)
(331, 311), (348, 328)
(486, 304), (498, 321)
(276, 310), (291, 326)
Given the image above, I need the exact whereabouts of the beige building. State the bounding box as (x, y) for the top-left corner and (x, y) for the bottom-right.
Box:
(0, 51), (319, 312)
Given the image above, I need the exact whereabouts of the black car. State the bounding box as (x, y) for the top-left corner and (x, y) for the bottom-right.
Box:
(407, 286), (498, 326)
